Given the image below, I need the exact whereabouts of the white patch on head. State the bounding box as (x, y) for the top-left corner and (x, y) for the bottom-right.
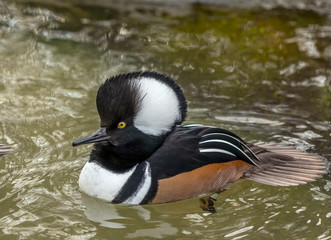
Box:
(79, 161), (137, 202)
(134, 77), (181, 135)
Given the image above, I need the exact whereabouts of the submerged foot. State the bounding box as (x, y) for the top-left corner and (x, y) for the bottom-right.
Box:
(199, 195), (217, 213)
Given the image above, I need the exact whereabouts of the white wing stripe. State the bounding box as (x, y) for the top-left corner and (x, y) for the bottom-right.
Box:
(199, 139), (258, 165)
(199, 148), (237, 157)
(201, 132), (243, 142)
(201, 133), (261, 163)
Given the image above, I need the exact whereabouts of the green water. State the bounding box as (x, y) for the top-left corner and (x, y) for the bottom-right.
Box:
(0, 0), (330, 239)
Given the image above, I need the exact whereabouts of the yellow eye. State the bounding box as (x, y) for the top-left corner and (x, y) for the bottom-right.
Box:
(117, 121), (126, 129)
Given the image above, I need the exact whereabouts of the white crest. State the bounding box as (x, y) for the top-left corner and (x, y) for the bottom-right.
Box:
(134, 77), (181, 135)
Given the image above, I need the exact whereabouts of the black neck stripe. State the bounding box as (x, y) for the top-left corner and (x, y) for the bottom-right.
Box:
(112, 162), (147, 203)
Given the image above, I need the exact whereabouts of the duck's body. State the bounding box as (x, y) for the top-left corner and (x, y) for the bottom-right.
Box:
(73, 71), (326, 205)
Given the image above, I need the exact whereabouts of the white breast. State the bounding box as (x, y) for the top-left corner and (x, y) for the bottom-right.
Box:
(79, 161), (137, 202)
(79, 161), (152, 204)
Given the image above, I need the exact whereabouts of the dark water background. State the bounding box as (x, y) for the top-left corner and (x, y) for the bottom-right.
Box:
(0, 0), (330, 239)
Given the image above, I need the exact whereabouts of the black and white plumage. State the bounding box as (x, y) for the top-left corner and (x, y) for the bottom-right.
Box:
(73, 71), (326, 205)
(0, 142), (12, 157)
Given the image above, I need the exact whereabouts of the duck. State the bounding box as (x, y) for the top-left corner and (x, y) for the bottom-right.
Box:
(73, 71), (326, 209)
(0, 142), (12, 156)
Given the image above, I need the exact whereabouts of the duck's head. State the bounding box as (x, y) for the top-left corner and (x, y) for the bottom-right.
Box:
(73, 71), (187, 162)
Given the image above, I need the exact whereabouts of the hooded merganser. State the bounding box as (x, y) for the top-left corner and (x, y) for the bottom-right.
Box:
(0, 142), (12, 156)
(73, 71), (326, 206)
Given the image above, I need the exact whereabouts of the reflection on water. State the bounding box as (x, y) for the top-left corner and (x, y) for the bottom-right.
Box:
(83, 196), (138, 229)
(82, 195), (184, 238)
(0, 0), (330, 239)
(43, 182), (331, 239)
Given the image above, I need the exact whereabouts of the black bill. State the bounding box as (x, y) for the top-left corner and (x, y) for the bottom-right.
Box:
(72, 127), (110, 147)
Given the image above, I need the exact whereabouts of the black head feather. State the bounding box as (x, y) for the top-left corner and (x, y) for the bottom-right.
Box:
(96, 71), (187, 128)
(96, 72), (141, 127)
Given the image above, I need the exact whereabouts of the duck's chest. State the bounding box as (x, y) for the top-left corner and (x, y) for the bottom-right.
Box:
(79, 161), (152, 204)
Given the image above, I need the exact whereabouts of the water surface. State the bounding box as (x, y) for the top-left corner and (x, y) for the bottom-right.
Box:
(0, 0), (330, 239)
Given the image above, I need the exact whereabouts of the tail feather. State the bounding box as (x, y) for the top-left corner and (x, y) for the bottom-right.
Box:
(0, 142), (12, 156)
(244, 144), (327, 186)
